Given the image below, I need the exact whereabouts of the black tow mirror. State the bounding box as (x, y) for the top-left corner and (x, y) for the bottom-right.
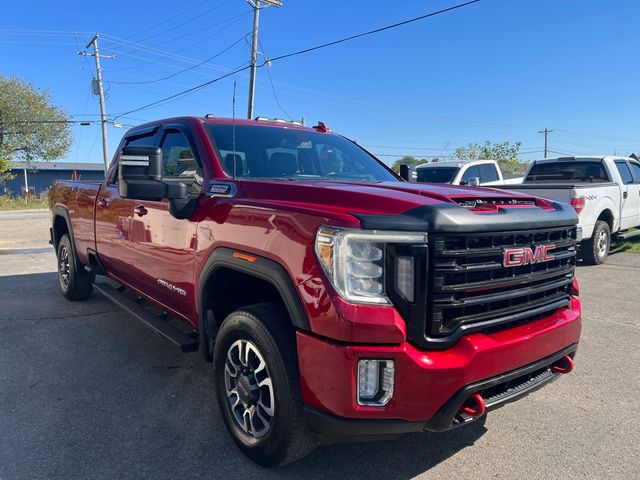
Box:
(399, 164), (414, 182)
(118, 146), (187, 201)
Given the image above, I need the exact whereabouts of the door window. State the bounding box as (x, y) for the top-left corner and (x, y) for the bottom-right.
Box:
(460, 165), (481, 184)
(615, 161), (634, 184)
(478, 163), (499, 183)
(629, 162), (640, 183)
(160, 130), (203, 193)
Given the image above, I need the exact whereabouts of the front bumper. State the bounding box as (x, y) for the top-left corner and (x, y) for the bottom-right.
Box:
(297, 297), (581, 437)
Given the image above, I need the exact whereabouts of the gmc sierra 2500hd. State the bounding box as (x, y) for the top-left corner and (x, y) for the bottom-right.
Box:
(49, 116), (582, 467)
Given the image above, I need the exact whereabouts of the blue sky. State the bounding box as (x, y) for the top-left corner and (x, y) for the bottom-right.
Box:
(1, 0), (639, 166)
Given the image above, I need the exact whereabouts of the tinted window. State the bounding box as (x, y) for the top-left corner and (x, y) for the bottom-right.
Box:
(478, 163), (499, 183)
(526, 161), (609, 183)
(615, 161), (634, 184)
(160, 130), (203, 192)
(416, 166), (458, 183)
(460, 165), (481, 184)
(629, 161), (640, 183)
(206, 125), (397, 182)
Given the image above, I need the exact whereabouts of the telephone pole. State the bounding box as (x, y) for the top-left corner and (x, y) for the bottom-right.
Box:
(246, 0), (282, 119)
(538, 128), (553, 158)
(78, 33), (115, 171)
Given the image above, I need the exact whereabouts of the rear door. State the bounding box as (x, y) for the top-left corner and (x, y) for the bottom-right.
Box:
(627, 160), (640, 227)
(614, 160), (639, 230)
(124, 124), (204, 320)
(95, 126), (160, 281)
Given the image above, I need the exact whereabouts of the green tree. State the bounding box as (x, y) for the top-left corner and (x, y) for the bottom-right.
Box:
(0, 74), (72, 178)
(390, 155), (429, 173)
(455, 140), (526, 176)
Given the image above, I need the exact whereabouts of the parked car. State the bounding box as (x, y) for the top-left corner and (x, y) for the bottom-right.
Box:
(401, 159), (522, 186)
(48, 116), (581, 467)
(493, 156), (640, 264)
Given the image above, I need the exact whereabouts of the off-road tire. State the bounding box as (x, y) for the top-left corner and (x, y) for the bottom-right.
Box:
(57, 234), (94, 300)
(213, 303), (316, 467)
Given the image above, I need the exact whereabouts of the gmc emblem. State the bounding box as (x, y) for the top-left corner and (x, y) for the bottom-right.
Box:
(504, 244), (556, 267)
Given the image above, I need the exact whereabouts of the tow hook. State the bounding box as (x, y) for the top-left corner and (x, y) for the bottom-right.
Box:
(459, 392), (486, 417)
(551, 355), (574, 374)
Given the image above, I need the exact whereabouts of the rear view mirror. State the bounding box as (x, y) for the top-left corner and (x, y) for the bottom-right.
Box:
(117, 146), (186, 201)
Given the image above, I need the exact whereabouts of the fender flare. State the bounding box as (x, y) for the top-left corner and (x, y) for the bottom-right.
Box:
(51, 206), (79, 261)
(197, 247), (310, 332)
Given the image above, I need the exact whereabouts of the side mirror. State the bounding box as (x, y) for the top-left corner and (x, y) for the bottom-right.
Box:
(118, 146), (187, 201)
(399, 164), (414, 182)
(465, 177), (481, 187)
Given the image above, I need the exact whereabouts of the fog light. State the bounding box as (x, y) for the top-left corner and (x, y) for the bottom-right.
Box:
(357, 359), (395, 406)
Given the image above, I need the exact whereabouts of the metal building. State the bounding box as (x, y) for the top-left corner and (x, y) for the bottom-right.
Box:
(1, 162), (104, 197)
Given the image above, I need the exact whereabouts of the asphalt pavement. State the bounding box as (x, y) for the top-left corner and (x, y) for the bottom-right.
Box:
(0, 210), (638, 479)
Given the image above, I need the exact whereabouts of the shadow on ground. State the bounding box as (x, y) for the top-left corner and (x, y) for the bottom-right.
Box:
(0, 272), (486, 480)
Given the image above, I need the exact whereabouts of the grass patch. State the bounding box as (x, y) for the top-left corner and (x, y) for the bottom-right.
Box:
(615, 237), (640, 254)
(0, 195), (49, 211)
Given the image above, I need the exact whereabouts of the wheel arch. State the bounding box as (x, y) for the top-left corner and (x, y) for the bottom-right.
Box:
(197, 248), (310, 360)
(51, 206), (78, 261)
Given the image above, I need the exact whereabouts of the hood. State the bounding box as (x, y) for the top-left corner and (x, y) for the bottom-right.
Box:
(238, 179), (578, 233)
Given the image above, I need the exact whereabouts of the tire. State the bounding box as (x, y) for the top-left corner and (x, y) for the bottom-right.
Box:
(582, 220), (610, 265)
(56, 234), (94, 300)
(213, 303), (316, 467)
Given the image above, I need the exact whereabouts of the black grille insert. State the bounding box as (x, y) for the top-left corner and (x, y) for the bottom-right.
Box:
(405, 226), (577, 349)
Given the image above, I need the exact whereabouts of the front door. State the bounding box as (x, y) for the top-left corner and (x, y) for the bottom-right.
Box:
(124, 126), (204, 322)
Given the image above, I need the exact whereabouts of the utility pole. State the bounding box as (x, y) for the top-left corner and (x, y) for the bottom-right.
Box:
(538, 128), (553, 158)
(246, 0), (282, 119)
(78, 33), (115, 172)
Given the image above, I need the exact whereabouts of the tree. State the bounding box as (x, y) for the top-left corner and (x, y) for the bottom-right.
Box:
(455, 140), (526, 176)
(390, 156), (429, 173)
(0, 74), (72, 178)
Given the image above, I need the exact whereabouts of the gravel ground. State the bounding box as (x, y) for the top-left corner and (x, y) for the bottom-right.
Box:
(0, 211), (638, 479)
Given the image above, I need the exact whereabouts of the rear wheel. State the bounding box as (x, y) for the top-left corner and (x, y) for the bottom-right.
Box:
(213, 303), (316, 467)
(582, 220), (610, 265)
(57, 234), (94, 300)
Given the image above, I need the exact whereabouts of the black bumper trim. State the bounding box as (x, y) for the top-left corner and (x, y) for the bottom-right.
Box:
(303, 343), (578, 441)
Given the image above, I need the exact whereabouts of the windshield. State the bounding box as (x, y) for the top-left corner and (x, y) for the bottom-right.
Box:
(416, 166), (458, 183)
(205, 124), (398, 182)
(526, 161), (610, 183)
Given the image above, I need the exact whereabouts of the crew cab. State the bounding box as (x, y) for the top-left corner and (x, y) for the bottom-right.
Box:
(48, 116), (582, 467)
(494, 156), (640, 264)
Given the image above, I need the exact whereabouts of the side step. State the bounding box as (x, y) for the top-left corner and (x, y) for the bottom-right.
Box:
(94, 283), (199, 353)
(615, 229), (640, 241)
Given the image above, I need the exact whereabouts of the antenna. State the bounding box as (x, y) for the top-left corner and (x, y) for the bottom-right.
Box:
(232, 81), (237, 179)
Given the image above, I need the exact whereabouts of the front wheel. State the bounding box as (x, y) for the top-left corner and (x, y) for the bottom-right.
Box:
(213, 303), (316, 467)
(57, 234), (94, 300)
(582, 220), (610, 265)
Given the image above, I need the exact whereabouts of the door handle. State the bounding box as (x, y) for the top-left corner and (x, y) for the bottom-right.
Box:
(133, 206), (148, 217)
(97, 198), (109, 208)
(623, 191), (628, 199)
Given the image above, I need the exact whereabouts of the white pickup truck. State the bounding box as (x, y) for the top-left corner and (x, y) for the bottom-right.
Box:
(403, 160), (523, 186)
(494, 156), (640, 264)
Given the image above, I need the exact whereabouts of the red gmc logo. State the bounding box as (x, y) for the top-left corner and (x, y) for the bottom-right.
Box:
(504, 244), (556, 267)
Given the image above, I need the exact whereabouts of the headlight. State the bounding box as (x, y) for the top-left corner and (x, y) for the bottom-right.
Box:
(315, 227), (428, 305)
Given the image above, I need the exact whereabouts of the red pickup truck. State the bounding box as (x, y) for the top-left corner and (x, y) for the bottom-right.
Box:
(49, 116), (582, 467)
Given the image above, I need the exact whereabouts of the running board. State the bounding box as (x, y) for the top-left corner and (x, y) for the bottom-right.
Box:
(615, 229), (640, 241)
(94, 283), (199, 353)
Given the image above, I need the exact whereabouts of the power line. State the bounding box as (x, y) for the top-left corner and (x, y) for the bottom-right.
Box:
(110, 0), (481, 120)
(267, 0), (480, 64)
(108, 34), (250, 85)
